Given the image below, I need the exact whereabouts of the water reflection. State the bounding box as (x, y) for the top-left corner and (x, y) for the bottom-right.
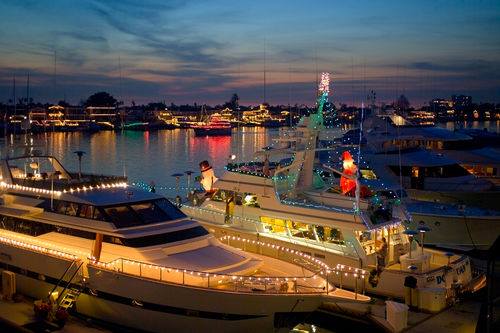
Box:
(0, 129), (276, 190)
(438, 120), (499, 133)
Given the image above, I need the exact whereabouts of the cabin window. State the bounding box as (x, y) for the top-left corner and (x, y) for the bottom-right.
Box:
(79, 204), (94, 219)
(113, 226), (209, 247)
(0, 215), (209, 248)
(54, 201), (78, 216)
(93, 208), (105, 221)
(154, 199), (185, 220)
(356, 225), (407, 257)
(242, 193), (259, 207)
(211, 189), (232, 202)
(361, 169), (377, 180)
(130, 202), (170, 223)
(289, 222), (316, 240)
(260, 216), (290, 235)
(102, 199), (186, 227)
(212, 190), (260, 207)
(389, 164), (470, 178)
(315, 225), (344, 244)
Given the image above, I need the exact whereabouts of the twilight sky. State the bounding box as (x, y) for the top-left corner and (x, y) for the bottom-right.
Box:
(0, 0), (499, 106)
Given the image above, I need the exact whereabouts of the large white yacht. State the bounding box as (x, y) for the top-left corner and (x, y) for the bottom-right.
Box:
(359, 114), (499, 207)
(323, 114), (500, 249)
(181, 74), (482, 299)
(0, 154), (366, 332)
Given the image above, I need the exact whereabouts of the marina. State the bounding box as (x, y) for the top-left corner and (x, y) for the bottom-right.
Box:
(0, 75), (497, 332)
(1, 1), (499, 332)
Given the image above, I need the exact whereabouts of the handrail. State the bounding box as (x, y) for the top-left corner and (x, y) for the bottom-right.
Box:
(89, 258), (328, 295)
(93, 256), (323, 281)
(49, 259), (78, 296)
(88, 237), (367, 296)
(56, 261), (84, 304)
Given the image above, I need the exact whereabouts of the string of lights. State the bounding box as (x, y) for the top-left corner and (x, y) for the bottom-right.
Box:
(0, 234), (78, 260)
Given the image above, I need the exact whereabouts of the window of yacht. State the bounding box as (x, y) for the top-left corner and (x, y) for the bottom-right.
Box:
(211, 190), (260, 207)
(242, 193), (259, 207)
(211, 189), (232, 202)
(79, 204), (94, 219)
(130, 202), (170, 222)
(315, 225), (344, 244)
(389, 164), (470, 178)
(103, 199), (186, 227)
(54, 201), (79, 216)
(356, 226), (407, 258)
(93, 208), (105, 221)
(104, 206), (138, 227)
(0, 215), (209, 248)
(259, 216), (290, 235)
(289, 222), (316, 240)
(154, 199), (185, 220)
(111, 226), (209, 247)
(361, 169), (377, 180)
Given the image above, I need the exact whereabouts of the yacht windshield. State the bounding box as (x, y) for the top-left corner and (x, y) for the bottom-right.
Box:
(41, 198), (186, 227)
(103, 199), (186, 227)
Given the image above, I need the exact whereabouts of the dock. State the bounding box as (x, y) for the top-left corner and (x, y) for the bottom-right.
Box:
(1, 290), (482, 332)
(319, 296), (481, 333)
(0, 293), (109, 333)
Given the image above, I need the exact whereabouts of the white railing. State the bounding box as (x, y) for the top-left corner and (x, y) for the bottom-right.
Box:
(89, 257), (327, 295)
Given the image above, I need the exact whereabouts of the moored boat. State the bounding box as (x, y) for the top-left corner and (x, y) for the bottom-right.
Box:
(180, 73), (484, 299)
(0, 154), (365, 332)
(192, 113), (232, 136)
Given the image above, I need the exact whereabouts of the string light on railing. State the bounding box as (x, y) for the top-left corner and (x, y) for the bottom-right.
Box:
(219, 235), (366, 280)
(63, 182), (128, 193)
(91, 256), (331, 289)
(0, 235), (78, 260)
(0, 181), (62, 196)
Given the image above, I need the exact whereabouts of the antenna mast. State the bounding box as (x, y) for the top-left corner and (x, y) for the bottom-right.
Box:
(263, 39), (267, 104)
(53, 50), (57, 103)
(13, 74), (17, 115)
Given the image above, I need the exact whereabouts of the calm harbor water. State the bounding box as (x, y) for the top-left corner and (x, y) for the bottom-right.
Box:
(1, 120), (497, 194)
(1, 128), (278, 193)
(437, 120), (500, 133)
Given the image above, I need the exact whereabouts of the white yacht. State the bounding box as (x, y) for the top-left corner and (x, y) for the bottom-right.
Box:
(359, 114), (499, 207)
(324, 114), (500, 249)
(181, 74), (482, 299)
(0, 154), (365, 332)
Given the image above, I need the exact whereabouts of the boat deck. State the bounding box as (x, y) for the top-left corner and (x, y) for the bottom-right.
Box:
(0, 229), (367, 300)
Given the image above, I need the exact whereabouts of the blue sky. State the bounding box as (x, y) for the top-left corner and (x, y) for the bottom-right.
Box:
(0, 0), (499, 106)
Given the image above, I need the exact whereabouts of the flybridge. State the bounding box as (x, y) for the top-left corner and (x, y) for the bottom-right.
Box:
(1, 155), (127, 194)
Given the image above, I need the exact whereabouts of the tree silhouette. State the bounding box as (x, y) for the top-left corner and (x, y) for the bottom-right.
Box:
(85, 92), (118, 107)
(224, 93), (239, 110)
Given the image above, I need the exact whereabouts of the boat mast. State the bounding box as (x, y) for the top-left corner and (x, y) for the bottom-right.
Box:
(296, 73), (329, 190)
(355, 102), (364, 212)
(53, 50), (57, 104)
(13, 74), (16, 116)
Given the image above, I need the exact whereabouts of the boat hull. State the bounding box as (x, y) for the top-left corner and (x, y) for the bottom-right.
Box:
(183, 205), (474, 299)
(0, 241), (323, 332)
(406, 212), (499, 250)
(193, 127), (232, 136)
(406, 189), (500, 210)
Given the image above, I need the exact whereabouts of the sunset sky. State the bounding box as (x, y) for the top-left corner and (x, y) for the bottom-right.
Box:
(0, 0), (499, 106)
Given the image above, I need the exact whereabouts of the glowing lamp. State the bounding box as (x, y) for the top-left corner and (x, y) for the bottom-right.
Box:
(244, 194), (254, 204)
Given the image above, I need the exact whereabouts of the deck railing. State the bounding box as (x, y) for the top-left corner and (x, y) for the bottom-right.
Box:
(89, 257), (328, 295)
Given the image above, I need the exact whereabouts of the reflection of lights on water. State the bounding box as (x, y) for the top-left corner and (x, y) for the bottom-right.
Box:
(311, 324), (317, 333)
